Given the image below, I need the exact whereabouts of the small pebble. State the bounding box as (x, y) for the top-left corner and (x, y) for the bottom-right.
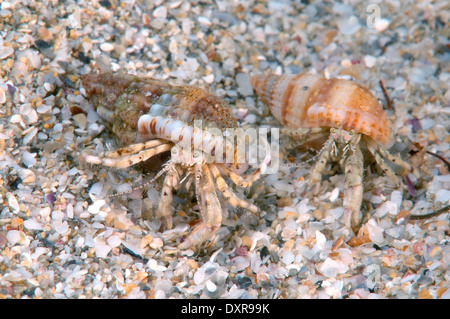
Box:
(366, 220), (385, 244)
(22, 151), (37, 167)
(337, 15), (360, 35)
(281, 250), (295, 265)
(88, 200), (106, 215)
(7, 193), (20, 212)
(46, 193), (56, 206)
(107, 235), (122, 248)
(193, 268), (205, 285)
(154, 279), (172, 296)
(100, 43), (115, 52)
(72, 113), (87, 130)
(6, 230), (29, 246)
(94, 239), (111, 258)
(153, 6), (167, 18)
(374, 18), (390, 32)
(205, 280), (217, 292)
(320, 258), (349, 278)
(236, 275), (252, 289)
(198, 16), (211, 26)
(364, 55), (377, 68)
(0, 46), (14, 59)
(0, 86), (6, 104)
(150, 237), (164, 249)
(1, 1), (11, 9)
(241, 235), (253, 248)
(54, 221), (69, 235)
(24, 218), (44, 231)
(435, 189), (449, 203)
(329, 187), (340, 202)
(236, 73), (253, 96)
(34, 39), (52, 50)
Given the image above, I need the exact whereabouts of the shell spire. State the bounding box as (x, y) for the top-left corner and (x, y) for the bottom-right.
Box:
(251, 73), (392, 145)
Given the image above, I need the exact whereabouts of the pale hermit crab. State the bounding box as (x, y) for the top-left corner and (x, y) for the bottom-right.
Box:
(81, 72), (270, 249)
(250, 73), (412, 230)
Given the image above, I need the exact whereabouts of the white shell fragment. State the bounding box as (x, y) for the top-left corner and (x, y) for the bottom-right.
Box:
(100, 43), (115, 52)
(107, 235), (122, 248)
(435, 189), (449, 203)
(6, 230), (30, 246)
(87, 200), (106, 215)
(0, 86), (6, 104)
(0, 46), (14, 60)
(337, 15), (360, 35)
(374, 18), (390, 32)
(364, 55), (377, 68)
(94, 238), (112, 258)
(22, 151), (37, 167)
(24, 218), (44, 231)
(236, 73), (253, 96)
(7, 193), (20, 212)
(205, 280), (217, 292)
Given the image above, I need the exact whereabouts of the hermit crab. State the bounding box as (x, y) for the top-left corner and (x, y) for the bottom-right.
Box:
(251, 73), (412, 230)
(81, 72), (270, 249)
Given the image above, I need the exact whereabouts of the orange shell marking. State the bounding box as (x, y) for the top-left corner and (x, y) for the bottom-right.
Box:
(250, 74), (392, 145)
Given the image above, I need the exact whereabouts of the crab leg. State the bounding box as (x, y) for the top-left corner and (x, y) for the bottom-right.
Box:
(156, 163), (180, 229)
(218, 136), (272, 188)
(84, 141), (173, 169)
(342, 139), (364, 230)
(309, 134), (335, 194)
(209, 164), (259, 213)
(179, 164), (222, 249)
(366, 139), (412, 178)
(367, 144), (400, 186)
(107, 160), (175, 197)
(103, 139), (170, 158)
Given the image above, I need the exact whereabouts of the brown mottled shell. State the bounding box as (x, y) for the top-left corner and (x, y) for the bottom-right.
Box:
(81, 72), (238, 145)
(250, 73), (392, 145)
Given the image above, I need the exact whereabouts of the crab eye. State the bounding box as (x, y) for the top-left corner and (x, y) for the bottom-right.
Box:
(349, 129), (355, 135)
(171, 147), (178, 154)
(330, 127), (337, 134)
(193, 151), (200, 158)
